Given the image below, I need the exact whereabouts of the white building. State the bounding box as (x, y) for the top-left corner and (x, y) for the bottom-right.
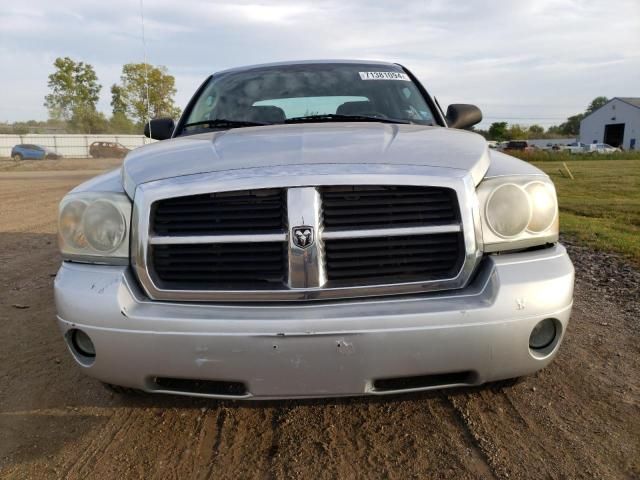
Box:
(579, 97), (640, 150)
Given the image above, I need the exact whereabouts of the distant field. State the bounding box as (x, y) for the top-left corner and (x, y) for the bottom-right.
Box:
(532, 159), (640, 265)
(509, 150), (640, 162)
(1, 156), (637, 265)
(0, 157), (122, 172)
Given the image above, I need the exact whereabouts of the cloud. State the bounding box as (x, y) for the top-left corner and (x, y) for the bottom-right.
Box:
(0, 0), (638, 126)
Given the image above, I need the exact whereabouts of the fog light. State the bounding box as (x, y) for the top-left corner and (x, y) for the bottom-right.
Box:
(529, 319), (556, 349)
(71, 329), (95, 357)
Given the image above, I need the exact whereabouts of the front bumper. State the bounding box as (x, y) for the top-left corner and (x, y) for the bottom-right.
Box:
(54, 245), (574, 399)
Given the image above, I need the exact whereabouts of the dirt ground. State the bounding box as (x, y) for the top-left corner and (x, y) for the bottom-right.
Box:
(0, 161), (638, 479)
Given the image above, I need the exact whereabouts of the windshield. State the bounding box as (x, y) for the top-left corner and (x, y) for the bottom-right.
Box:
(181, 63), (436, 134)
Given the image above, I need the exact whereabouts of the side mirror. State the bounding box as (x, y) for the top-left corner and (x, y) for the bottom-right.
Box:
(445, 104), (482, 129)
(144, 117), (175, 140)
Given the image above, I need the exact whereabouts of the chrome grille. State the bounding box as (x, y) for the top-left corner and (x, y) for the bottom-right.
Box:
(320, 185), (459, 229)
(133, 170), (480, 302)
(324, 233), (464, 286)
(152, 188), (285, 235)
(151, 242), (287, 290)
(320, 185), (463, 287)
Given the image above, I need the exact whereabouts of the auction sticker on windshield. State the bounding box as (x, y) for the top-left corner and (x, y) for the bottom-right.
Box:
(359, 72), (410, 81)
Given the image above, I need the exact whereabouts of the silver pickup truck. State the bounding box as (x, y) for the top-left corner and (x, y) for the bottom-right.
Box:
(55, 60), (574, 399)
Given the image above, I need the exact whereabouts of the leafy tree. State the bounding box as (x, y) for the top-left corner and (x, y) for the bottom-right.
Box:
(110, 84), (128, 115)
(586, 96), (608, 115)
(111, 63), (181, 125)
(506, 124), (528, 140)
(109, 112), (138, 134)
(558, 113), (584, 136)
(528, 124), (545, 137)
(546, 125), (562, 136)
(70, 109), (109, 134)
(13, 124), (30, 135)
(44, 57), (101, 125)
(547, 96), (609, 136)
(488, 122), (508, 141)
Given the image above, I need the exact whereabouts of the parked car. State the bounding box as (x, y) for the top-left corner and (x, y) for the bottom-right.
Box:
(565, 142), (588, 153)
(55, 60), (573, 400)
(11, 144), (62, 160)
(503, 140), (534, 152)
(586, 143), (620, 154)
(89, 141), (130, 159)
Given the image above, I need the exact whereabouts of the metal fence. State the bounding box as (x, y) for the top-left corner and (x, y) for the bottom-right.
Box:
(0, 134), (156, 159)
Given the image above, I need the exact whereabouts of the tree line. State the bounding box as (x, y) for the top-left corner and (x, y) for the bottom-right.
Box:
(475, 96), (609, 141)
(0, 60), (610, 139)
(1, 57), (180, 135)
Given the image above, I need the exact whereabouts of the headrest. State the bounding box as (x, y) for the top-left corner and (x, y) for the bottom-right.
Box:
(246, 105), (286, 123)
(336, 100), (374, 116)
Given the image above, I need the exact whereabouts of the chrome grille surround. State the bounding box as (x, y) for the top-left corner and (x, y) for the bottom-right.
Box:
(132, 164), (483, 302)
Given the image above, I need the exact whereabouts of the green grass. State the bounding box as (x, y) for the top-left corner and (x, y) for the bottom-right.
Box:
(530, 159), (640, 265)
(509, 150), (640, 163)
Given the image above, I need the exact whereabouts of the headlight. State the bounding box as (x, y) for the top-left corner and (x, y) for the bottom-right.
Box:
(477, 176), (558, 252)
(58, 192), (131, 263)
(485, 184), (531, 237)
(525, 181), (557, 233)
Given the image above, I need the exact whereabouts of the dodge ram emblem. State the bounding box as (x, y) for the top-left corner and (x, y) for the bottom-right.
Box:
(292, 226), (314, 249)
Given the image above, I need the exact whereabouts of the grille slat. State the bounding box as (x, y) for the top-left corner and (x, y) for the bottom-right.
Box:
(324, 211), (456, 226)
(326, 246), (459, 259)
(323, 203), (454, 215)
(327, 255), (460, 269)
(155, 212), (283, 222)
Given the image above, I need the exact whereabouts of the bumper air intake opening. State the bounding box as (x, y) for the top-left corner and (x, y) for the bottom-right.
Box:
(153, 377), (248, 397)
(66, 328), (96, 367)
(529, 318), (562, 359)
(373, 371), (478, 392)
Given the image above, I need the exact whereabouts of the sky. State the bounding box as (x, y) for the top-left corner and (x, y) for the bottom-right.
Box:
(0, 0), (638, 128)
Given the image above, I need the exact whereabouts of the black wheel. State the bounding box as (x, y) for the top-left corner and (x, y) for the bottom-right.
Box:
(12, 153), (23, 161)
(102, 382), (145, 395)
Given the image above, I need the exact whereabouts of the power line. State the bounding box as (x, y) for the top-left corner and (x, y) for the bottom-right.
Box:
(140, 0), (151, 142)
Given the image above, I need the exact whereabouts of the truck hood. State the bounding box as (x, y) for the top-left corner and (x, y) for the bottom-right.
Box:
(123, 123), (490, 195)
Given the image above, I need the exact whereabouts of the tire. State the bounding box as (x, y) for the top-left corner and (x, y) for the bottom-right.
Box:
(102, 382), (146, 395)
(12, 153), (23, 161)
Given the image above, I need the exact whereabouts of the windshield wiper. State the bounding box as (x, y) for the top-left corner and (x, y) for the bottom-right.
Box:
(285, 114), (411, 125)
(182, 118), (269, 131)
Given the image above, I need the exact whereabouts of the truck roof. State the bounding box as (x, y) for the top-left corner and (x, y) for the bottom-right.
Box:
(214, 59), (400, 75)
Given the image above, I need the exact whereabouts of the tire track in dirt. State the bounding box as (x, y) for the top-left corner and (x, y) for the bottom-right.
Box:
(60, 410), (137, 478)
(199, 408), (227, 479)
(443, 396), (498, 480)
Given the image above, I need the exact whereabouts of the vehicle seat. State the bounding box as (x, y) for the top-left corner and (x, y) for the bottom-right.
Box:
(336, 100), (375, 116)
(245, 106), (286, 124)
